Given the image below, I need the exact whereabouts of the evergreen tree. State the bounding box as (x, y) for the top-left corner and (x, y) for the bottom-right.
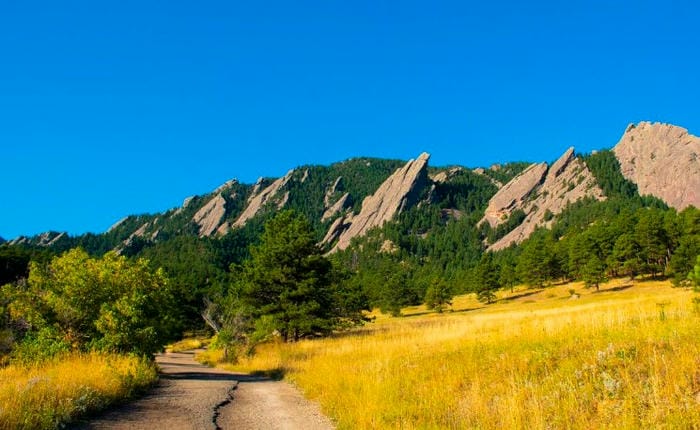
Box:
(475, 253), (500, 303)
(688, 256), (700, 289)
(424, 278), (453, 312)
(634, 209), (669, 277)
(516, 232), (556, 287)
(608, 233), (642, 279)
(235, 210), (364, 341)
(498, 254), (518, 293)
(581, 254), (607, 291)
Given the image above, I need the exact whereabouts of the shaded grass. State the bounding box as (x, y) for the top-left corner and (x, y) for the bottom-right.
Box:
(220, 279), (700, 429)
(0, 352), (157, 429)
(166, 337), (209, 353)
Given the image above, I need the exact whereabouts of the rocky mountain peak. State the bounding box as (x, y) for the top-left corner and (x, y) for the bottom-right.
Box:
(482, 147), (605, 250)
(613, 121), (699, 210)
(546, 147), (575, 182)
(325, 152), (431, 252)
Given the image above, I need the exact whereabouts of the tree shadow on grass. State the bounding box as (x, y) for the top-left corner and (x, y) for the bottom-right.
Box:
(594, 284), (634, 293)
(498, 289), (543, 302)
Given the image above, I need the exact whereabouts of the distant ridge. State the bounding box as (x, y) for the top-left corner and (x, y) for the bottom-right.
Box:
(7, 122), (699, 253)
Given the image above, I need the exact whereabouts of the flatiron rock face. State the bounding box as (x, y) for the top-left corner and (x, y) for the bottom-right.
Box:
(192, 193), (227, 237)
(484, 147), (605, 251)
(613, 122), (700, 210)
(326, 153), (431, 252)
(232, 170), (294, 229)
(480, 162), (547, 228)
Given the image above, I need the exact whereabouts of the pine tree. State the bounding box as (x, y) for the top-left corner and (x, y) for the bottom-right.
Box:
(475, 253), (500, 303)
(236, 210), (363, 342)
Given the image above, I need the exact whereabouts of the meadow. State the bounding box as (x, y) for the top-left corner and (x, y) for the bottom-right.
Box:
(0, 352), (157, 429)
(209, 279), (700, 429)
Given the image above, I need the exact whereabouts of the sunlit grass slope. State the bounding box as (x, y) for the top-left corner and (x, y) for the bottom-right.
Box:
(224, 279), (700, 429)
(0, 352), (157, 430)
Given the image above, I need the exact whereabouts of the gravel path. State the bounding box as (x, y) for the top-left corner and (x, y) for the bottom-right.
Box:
(75, 350), (334, 430)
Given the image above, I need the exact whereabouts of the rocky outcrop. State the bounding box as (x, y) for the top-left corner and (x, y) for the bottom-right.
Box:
(380, 239), (398, 253)
(321, 192), (351, 222)
(324, 177), (344, 207)
(613, 122), (700, 210)
(472, 167), (503, 187)
(193, 193), (227, 237)
(484, 147), (605, 250)
(322, 214), (354, 246)
(10, 231), (66, 247)
(182, 196), (195, 208)
(108, 217), (128, 232)
(430, 167), (464, 184)
(326, 153), (430, 252)
(232, 170), (294, 229)
(213, 179), (238, 194)
(480, 162), (547, 228)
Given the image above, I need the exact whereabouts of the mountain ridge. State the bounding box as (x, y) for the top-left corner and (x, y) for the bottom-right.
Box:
(7, 122), (698, 256)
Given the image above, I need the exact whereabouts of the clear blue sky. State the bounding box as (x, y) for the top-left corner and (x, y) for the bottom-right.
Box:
(2, 0), (699, 239)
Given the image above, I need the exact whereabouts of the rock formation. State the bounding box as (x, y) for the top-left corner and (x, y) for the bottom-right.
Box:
(321, 192), (351, 222)
(189, 180), (241, 237)
(480, 162), (547, 228)
(213, 179), (237, 194)
(232, 170), (294, 229)
(192, 193), (227, 237)
(483, 147), (605, 250)
(10, 231), (66, 247)
(613, 122), (700, 210)
(430, 167), (464, 184)
(108, 217), (128, 232)
(325, 152), (430, 252)
(322, 214), (354, 246)
(324, 177), (344, 207)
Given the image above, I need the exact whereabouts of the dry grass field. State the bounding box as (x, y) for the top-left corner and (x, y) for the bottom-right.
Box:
(0, 352), (157, 429)
(212, 278), (700, 429)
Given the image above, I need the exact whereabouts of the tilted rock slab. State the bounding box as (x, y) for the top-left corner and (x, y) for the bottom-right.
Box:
(613, 121), (700, 210)
(193, 193), (227, 237)
(326, 152), (430, 252)
(480, 162), (547, 228)
(321, 192), (351, 222)
(487, 147), (605, 250)
(324, 176), (344, 207)
(231, 170), (294, 229)
(190, 180), (241, 237)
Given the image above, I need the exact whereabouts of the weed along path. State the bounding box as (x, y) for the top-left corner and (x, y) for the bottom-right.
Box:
(77, 350), (334, 430)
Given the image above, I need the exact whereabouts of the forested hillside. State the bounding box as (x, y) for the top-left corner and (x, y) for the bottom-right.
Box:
(2, 122), (699, 364)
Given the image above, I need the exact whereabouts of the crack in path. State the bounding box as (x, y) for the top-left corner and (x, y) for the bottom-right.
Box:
(75, 350), (334, 430)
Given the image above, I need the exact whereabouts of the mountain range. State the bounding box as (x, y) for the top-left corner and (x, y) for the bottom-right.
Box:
(8, 121), (700, 257)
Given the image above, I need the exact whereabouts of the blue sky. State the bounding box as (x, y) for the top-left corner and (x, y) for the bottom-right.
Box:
(1, 0), (699, 239)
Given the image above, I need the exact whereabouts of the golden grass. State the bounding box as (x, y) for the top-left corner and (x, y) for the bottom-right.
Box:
(166, 337), (209, 353)
(222, 279), (700, 429)
(0, 352), (157, 430)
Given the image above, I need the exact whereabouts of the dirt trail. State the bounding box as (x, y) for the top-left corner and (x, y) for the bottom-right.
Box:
(76, 350), (334, 430)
